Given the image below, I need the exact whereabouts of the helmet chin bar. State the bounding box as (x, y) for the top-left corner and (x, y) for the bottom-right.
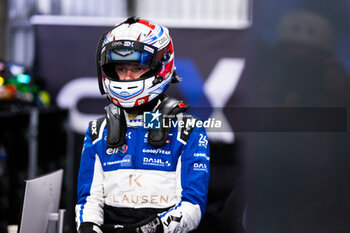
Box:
(105, 73), (172, 108)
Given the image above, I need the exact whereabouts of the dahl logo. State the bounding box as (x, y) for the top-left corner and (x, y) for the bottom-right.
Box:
(143, 157), (171, 167)
(194, 163), (208, 172)
(143, 111), (162, 129)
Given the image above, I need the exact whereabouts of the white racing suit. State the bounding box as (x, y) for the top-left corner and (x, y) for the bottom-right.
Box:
(75, 112), (210, 232)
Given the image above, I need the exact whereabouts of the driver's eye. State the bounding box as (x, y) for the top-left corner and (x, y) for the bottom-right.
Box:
(116, 67), (126, 72)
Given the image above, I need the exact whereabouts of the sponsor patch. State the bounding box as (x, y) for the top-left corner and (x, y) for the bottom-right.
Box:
(144, 45), (154, 54)
(193, 163), (208, 172)
(142, 148), (171, 155)
(91, 120), (97, 135)
(198, 134), (208, 148)
(103, 154), (132, 167)
(193, 152), (210, 161)
(106, 144), (128, 155)
(143, 157), (171, 167)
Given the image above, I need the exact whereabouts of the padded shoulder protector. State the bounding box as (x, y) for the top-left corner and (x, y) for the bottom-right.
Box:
(105, 104), (127, 148)
(148, 96), (189, 147)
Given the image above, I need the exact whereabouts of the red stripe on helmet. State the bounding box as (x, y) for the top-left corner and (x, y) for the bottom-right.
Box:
(136, 33), (141, 41)
(158, 59), (174, 77)
(138, 19), (155, 30)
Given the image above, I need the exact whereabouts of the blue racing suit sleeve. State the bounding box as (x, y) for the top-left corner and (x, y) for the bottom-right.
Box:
(159, 125), (210, 233)
(75, 127), (105, 229)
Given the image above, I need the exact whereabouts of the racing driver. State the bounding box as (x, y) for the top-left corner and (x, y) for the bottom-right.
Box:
(75, 17), (210, 233)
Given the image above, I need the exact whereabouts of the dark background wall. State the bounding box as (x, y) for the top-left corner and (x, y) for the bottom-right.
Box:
(246, 1), (350, 233)
(0, 0), (7, 59)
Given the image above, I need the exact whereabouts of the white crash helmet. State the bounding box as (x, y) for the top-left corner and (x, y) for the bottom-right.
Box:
(97, 17), (177, 108)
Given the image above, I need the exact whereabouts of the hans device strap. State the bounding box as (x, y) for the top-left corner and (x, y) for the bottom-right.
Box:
(89, 97), (193, 148)
(105, 104), (127, 148)
(148, 96), (189, 147)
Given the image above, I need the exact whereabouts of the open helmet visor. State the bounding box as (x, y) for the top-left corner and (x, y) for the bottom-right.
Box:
(101, 40), (159, 80)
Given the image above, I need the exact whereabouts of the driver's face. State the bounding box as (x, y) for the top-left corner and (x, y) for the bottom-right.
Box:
(115, 64), (150, 80)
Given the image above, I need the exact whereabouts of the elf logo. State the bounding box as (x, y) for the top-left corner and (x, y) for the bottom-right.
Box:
(106, 148), (119, 155)
(106, 144), (128, 155)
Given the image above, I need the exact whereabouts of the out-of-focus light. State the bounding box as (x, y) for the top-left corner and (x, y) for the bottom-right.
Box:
(39, 90), (51, 107)
(9, 63), (25, 76)
(16, 74), (31, 84)
(0, 62), (5, 72)
(0, 76), (4, 85)
(6, 84), (17, 94)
